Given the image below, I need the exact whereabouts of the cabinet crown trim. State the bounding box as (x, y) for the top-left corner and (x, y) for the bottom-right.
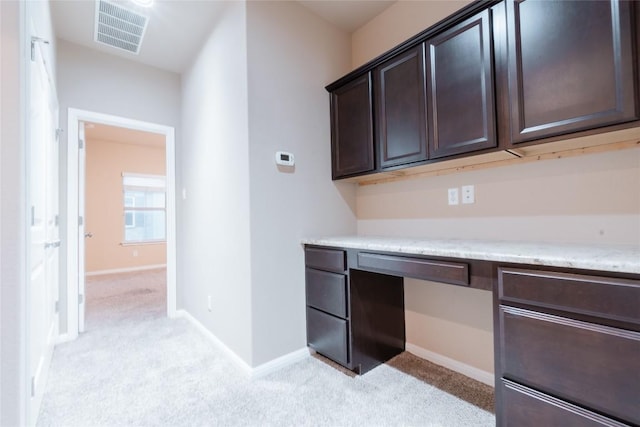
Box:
(325, 0), (501, 92)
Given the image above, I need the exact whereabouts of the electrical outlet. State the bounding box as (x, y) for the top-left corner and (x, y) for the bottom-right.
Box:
(133, 250), (138, 257)
(448, 188), (459, 205)
(207, 295), (212, 312)
(462, 185), (475, 204)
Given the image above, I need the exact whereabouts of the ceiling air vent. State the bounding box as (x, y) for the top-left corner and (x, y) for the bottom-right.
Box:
(94, 0), (149, 54)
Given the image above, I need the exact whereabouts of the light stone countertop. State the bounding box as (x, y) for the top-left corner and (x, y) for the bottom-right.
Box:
(301, 236), (640, 275)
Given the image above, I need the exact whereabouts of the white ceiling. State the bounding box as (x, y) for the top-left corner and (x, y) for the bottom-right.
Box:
(50, 0), (395, 74)
(51, 0), (229, 73)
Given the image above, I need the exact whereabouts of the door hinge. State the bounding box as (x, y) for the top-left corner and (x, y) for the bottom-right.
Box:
(31, 206), (35, 226)
(79, 216), (83, 226)
(56, 128), (64, 140)
(78, 138), (84, 149)
(55, 214), (59, 226)
(79, 294), (84, 305)
(54, 300), (59, 313)
(30, 36), (50, 62)
(31, 376), (35, 397)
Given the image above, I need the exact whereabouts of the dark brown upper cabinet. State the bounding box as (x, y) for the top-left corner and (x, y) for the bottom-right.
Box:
(506, 0), (638, 144)
(375, 46), (428, 169)
(326, 0), (640, 181)
(426, 9), (497, 159)
(330, 73), (374, 179)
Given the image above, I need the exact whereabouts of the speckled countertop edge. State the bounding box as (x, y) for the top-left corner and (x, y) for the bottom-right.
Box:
(301, 236), (640, 275)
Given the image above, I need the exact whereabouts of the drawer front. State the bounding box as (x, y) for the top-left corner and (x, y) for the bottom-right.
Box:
(305, 247), (346, 273)
(358, 252), (468, 286)
(306, 307), (349, 366)
(500, 379), (630, 427)
(306, 268), (347, 318)
(499, 267), (640, 325)
(499, 306), (640, 425)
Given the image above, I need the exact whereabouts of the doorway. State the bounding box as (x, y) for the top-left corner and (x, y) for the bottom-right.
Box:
(84, 122), (168, 329)
(65, 109), (176, 340)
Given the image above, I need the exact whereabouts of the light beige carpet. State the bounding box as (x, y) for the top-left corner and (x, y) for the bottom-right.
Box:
(37, 268), (495, 426)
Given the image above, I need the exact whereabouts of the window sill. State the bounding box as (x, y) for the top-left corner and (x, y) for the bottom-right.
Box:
(120, 241), (166, 246)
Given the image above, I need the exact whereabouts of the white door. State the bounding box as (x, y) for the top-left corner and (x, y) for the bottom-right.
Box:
(28, 37), (59, 423)
(78, 121), (87, 332)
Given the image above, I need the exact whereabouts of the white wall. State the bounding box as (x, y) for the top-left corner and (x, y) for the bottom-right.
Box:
(1, 2), (27, 424)
(56, 39), (181, 334)
(57, 39), (180, 132)
(246, 1), (355, 366)
(180, 0), (355, 368)
(180, 1), (254, 363)
(351, 1), (640, 377)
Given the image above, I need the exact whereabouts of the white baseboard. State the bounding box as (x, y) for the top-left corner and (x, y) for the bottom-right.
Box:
(406, 342), (495, 387)
(175, 309), (252, 375)
(55, 333), (75, 345)
(86, 264), (167, 277)
(251, 347), (310, 380)
(175, 309), (310, 380)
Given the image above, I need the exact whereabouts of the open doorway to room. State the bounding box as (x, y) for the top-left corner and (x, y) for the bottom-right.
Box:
(65, 109), (176, 340)
(83, 123), (168, 331)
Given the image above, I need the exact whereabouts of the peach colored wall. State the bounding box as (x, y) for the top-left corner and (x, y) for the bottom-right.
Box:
(351, 1), (640, 380)
(351, 0), (473, 69)
(85, 139), (166, 273)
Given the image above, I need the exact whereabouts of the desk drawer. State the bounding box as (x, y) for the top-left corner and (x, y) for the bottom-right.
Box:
(498, 267), (640, 325)
(305, 247), (346, 273)
(357, 253), (469, 286)
(499, 306), (640, 425)
(306, 268), (347, 318)
(500, 379), (630, 427)
(307, 307), (348, 366)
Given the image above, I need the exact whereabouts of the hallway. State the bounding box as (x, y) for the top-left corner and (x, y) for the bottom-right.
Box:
(37, 270), (494, 426)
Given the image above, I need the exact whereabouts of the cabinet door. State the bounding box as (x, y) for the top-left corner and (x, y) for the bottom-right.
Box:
(500, 380), (631, 427)
(306, 307), (349, 366)
(499, 306), (640, 425)
(375, 46), (428, 169)
(507, 0), (638, 144)
(330, 73), (374, 179)
(426, 9), (496, 159)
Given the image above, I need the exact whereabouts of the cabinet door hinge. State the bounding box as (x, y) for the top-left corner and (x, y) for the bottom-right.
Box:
(79, 294), (84, 305)
(79, 216), (83, 226)
(31, 376), (36, 397)
(54, 300), (59, 313)
(78, 138), (84, 149)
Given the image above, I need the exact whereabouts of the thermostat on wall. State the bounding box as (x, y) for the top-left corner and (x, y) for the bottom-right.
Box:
(275, 151), (295, 166)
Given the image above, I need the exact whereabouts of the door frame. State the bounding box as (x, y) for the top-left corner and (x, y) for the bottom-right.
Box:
(65, 108), (177, 340)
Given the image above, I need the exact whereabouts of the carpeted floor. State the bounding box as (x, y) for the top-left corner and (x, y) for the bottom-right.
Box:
(37, 268), (495, 427)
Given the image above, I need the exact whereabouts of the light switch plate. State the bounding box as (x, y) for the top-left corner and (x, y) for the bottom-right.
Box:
(448, 188), (459, 205)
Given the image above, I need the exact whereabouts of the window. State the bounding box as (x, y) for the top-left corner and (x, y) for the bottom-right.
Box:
(122, 173), (166, 243)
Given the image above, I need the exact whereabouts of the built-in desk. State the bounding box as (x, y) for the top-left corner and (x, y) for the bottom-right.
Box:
(302, 237), (640, 426)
